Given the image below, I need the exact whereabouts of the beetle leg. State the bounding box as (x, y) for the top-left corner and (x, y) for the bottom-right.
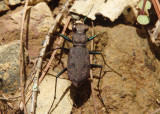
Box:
(55, 68), (67, 87)
(90, 64), (102, 89)
(56, 68), (67, 78)
(90, 64), (102, 68)
(89, 51), (101, 54)
(56, 47), (70, 52)
(59, 34), (73, 42)
(44, 48), (69, 58)
(54, 68), (67, 99)
(88, 34), (99, 42)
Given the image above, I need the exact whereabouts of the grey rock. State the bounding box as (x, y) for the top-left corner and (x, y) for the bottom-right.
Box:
(0, 40), (20, 95)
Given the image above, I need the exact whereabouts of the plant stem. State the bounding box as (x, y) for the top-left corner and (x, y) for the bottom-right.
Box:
(141, 0), (147, 15)
(19, 0), (29, 113)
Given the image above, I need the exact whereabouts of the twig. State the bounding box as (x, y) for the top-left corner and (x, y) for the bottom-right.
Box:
(19, 0), (29, 113)
(25, 59), (38, 92)
(140, 0), (147, 15)
(19, 0), (72, 108)
(1, 94), (14, 109)
(150, 20), (160, 43)
(0, 97), (21, 101)
(152, 0), (160, 19)
(47, 16), (71, 114)
(0, 97), (9, 101)
(29, 1), (73, 113)
(39, 16), (71, 84)
(90, 22), (98, 114)
(1, 93), (21, 100)
(20, 16), (71, 111)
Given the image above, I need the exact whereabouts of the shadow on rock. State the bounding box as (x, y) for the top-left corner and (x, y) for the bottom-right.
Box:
(70, 80), (91, 108)
(147, 36), (160, 60)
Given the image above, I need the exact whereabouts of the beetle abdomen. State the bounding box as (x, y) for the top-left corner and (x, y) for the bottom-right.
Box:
(67, 46), (90, 87)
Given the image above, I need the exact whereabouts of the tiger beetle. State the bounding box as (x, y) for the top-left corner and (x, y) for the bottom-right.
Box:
(54, 21), (102, 98)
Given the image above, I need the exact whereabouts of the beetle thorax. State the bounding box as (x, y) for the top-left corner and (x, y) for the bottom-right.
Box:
(72, 23), (88, 46)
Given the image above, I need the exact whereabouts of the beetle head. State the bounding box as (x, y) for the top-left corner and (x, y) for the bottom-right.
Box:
(72, 21), (88, 34)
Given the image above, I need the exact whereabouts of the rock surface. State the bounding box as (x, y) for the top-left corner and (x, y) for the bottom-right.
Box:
(26, 72), (73, 114)
(99, 25), (160, 113)
(0, 40), (20, 94)
(0, 2), (54, 58)
(0, 1), (10, 13)
(9, 2), (54, 37)
(8, 0), (22, 6)
(0, 0), (53, 14)
(70, 0), (138, 21)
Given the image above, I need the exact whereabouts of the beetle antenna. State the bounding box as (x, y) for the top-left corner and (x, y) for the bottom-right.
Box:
(83, 4), (94, 22)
